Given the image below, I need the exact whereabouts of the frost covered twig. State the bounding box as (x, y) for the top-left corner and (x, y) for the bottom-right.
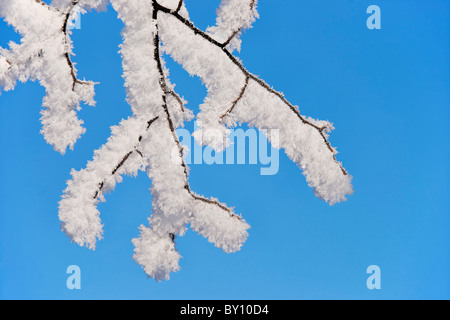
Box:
(1, 0), (353, 281)
(157, 1), (352, 204)
(0, 0), (103, 153)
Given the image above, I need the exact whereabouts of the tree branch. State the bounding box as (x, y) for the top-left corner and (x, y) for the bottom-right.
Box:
(34, 0), (61, 12)
(220, 76), (249, 122)
(93, 116), (159, 200)
(154, 2), (348, 175)
(175, 0), (183, 13)
(168, 90), (185, 113)
(62, 0), (91, 91)
(219, 0), (257, 48)
(153, 0), (240, 218)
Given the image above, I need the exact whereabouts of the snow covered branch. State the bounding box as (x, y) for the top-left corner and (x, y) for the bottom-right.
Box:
(157, 2), (352, 204)
(1, 0), (353, 281)
(206, 0), (258, 52)
(0, 0), (105, 153)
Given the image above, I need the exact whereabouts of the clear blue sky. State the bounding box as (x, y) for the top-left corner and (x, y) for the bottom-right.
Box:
(0, 0), (448, 299)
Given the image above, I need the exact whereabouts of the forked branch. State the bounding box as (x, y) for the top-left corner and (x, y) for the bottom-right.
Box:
(154, 1), (348, 175)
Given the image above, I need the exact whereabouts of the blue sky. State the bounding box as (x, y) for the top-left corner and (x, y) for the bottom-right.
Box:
(0, 0), (448, 300)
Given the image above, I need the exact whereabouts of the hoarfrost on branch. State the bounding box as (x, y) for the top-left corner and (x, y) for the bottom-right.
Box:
(0, 0), (353, 281)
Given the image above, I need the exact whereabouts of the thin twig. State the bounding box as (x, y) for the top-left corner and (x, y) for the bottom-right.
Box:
(62, 1), (91, 91)
(93, 116), (159, 200)
(175, 0), (183, 13)
(221, 29), (241, 48)
(220, 76), (249, 122)
(217, 0), (256, 49)
(169, 91), (185, 113)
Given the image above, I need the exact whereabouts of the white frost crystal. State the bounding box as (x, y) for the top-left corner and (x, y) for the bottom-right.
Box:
(1, 0), (353, 281)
